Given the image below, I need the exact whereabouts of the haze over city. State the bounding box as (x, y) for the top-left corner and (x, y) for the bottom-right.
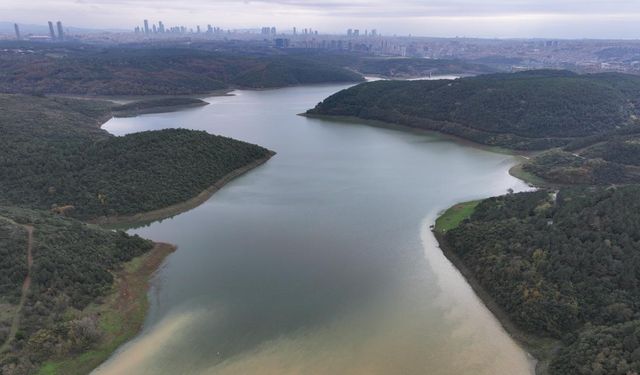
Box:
(2, 0), (640, 38)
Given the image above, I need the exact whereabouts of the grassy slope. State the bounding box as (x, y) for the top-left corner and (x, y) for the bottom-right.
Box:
(434, 200), (480, 234)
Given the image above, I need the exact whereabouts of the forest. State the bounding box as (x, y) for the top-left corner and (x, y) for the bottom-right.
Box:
(308, 70), (640, 150)
(442, 187), (640, 374)
(354, 57), (495, 77)
(523, 131), (640, 186)
(0, 43), (364, 95)
(0, 94), (272, 220)
(0, 89), (273, 373)
(111, 97), (208, 117)
(0, 207), (154, 374)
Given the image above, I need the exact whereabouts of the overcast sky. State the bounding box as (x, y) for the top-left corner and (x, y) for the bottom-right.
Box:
(2, 0), (640, 39)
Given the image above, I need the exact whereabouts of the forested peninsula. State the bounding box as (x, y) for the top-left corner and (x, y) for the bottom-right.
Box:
(0, 91), (273, 374)
(307, 70), (640, 150)
(0, 94), (273, 221)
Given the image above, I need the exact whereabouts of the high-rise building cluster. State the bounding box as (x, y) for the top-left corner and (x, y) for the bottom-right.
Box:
(13, 21), (65, 41)
(347, 28), (378, 37)
(134, 20), (225, 36)
(261, 27), (277, 36)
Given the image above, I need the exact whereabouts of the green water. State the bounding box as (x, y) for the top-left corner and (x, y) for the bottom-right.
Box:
(95, 84), (534, 375)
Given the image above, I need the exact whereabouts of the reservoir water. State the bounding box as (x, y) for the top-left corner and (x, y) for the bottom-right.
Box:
(96, 83), (533, 374)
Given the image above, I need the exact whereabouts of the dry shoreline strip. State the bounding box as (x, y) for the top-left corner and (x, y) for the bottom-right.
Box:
(49, 107), (275, 373)
(39, 242), (177, 375)
(39, 148), (274, 374)
(304, 111), (558, 373)
(90, 152), (275, 227)
(62, 153), (275, 374)
(301, 113), (544, 183)
(111, 101), (210, 118)
(432, 231), (558, 375)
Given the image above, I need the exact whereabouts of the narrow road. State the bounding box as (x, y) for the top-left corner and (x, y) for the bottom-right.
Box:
(0, 225), (33, 353)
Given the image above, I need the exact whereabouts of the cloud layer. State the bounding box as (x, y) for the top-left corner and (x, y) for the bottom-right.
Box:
(2, 0), (640, 38)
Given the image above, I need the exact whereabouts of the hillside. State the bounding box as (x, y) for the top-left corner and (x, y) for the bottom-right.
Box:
(307, 70), (640, 150)
(0, 44), (364, 96)
(0, 94), (273, 220)
(522, 130), (640, 185)
(0, 207), (160, 374)
(354, 57), (496, 77)
(441, 187), (640, 374)
(112, 97), (208, 117)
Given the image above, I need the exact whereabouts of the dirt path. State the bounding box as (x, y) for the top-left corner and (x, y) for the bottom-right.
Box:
(0, 225), (34, 353)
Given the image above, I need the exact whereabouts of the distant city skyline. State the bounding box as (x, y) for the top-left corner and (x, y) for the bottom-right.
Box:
(2, 0), (640, 39)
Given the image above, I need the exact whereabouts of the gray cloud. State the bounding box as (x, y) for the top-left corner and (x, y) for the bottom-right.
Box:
(2, 0), (640, 38)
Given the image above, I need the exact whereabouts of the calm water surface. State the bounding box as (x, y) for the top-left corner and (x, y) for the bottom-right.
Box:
(95, 84), (533, 375)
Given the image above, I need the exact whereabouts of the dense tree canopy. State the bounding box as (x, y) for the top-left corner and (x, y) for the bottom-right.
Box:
(0, 90), (273, 374)
(523, 131), (640, 185)
(444, 187), (640, 374)
(308, 70), (640, 150)
(0, 207), (154, 374)
(111, 97), (208, 117)
(0, 45), (364, 95)
(0, 94), (272, 220)
(354, 57), (495, 77)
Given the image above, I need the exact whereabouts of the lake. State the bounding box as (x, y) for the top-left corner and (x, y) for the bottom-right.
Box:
(95, 83), (533, 375)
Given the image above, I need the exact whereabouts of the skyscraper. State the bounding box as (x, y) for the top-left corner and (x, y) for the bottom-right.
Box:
(143, 19), (149, 35)
(14, 23), (20, 40)
(48, 21), (56, 40)
(56, 21), (64, 41)
(158, 21), (165, 33)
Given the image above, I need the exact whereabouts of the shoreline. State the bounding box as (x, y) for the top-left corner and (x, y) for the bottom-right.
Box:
(432, 231), (558, 375)
(112, 101), (210, 118)
(301, 113), (552, 187)
(38, 242), (177, 375)
(48, 89), (234, 105)
(301, 109), (565, 373)
(91, 86), (544, 374)
(315, 112), (560, 372)
(90, 152), (275, 227)
(301, 113), (534, 156)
